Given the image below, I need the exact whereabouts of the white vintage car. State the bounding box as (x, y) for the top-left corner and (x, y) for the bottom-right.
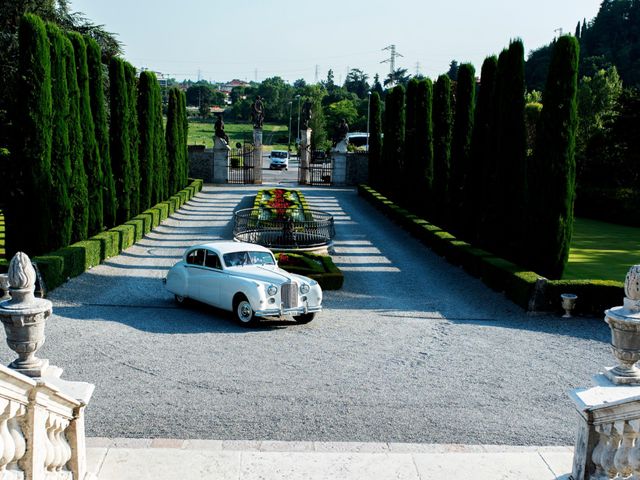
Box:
(165, 241), (322, 326)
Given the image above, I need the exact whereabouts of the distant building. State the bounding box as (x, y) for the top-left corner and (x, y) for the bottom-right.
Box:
(220, 79), (250, 93)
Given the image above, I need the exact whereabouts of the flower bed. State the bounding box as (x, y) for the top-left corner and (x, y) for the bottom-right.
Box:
(253, 188), (310, 221)
(275, 252), (344, 290)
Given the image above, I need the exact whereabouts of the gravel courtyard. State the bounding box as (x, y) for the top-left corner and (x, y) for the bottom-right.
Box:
(4, 185), (612, 445)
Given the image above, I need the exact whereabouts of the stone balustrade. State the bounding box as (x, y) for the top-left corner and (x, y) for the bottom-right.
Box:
(0, 363), (91, 480)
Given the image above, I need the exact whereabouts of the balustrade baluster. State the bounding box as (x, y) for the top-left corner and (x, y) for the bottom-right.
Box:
(44, 414), (56, 472)
(615, 420), (635, 478)
(601, 423), (622, 479)
(0, 399), (11, 471)
(8, 404), (26, 471)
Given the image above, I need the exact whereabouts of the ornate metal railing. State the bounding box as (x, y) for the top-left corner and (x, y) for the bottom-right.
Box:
(233, 208), (335, 249)
(228, 146), (255, 184)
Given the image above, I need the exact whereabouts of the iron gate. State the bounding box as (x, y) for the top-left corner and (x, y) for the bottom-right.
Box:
(228, 145), (255, 184)
(298, 157), (332, 186)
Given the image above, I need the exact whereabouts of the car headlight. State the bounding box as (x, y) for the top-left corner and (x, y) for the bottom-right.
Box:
(267, 285), (278, 296)
(300, 283), (310, 294)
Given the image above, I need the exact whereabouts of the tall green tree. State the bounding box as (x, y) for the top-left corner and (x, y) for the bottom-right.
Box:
(68, 32), (103, 236)
(109, 56), (132, 224)
(415, 79), (434, 215)
(86, 36), (116, 228)
(153, 79), (168, 203)
(180, 90), (189, 188)
(63, 34), (89, 243)
(449, 63), (476, 238)
(382, 85), (406, 199)
(124, 62), (140, 216)
(8, 13), (53, 255)
(166, 87), (180, 195)
(471, 56), (498, 244)
(527, 36), (580, 279)
(432, 74), (453, 226)
(137, 70), (157, 212)
(498, 40), (527, 261)
(368, 92), (383, 189)
(404, 78), (420, 198)
(47, 22), (73, 250)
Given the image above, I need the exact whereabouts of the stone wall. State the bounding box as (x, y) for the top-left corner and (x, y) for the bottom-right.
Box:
(346, 153), (369, 185)
(188, 148), (214, 183)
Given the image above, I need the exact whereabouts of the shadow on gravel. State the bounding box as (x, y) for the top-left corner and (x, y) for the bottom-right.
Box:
(54, 299), (298, 334)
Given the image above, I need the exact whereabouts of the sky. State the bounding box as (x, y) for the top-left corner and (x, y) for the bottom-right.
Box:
(70, 0), (603, 84)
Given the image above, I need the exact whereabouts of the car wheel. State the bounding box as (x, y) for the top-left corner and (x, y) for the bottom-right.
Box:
(234, 295), (258, 327)
(293, 312), (315, 324)
(175, 294), (186, 305)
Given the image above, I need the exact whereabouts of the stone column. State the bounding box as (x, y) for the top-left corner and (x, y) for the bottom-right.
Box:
(299, 129), (312, 185)
(252, 128), (263, 185)
(212, 136), (230, 184)
(331, 138), (349, 186)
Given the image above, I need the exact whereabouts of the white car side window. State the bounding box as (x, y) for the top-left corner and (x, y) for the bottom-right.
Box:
(204, 251), (222, 270)
(186, 249), (205, 266)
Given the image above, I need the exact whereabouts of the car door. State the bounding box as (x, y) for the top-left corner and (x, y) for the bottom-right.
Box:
(184, 249), (207, 302)
(195, 250), (224, 306)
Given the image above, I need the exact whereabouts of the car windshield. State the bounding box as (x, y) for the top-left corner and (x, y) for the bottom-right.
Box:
(271, 151), (287, 158)
(223, 251), (276, 267)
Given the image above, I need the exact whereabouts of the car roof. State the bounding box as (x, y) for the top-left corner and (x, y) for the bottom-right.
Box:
(270, 150), (288, 154)
(187, 241), (273, 256)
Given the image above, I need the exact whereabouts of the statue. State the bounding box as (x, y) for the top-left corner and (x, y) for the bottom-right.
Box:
(214, 115), (229, 144)
(251, 95), (265, 129)
(301, 100), (312, 130)
(333, 118), (349, 146)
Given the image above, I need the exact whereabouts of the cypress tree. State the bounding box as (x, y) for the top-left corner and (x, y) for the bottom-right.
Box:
(166, 88), (180, 195)
(87, 37), (117, 228)
(180, 90), (189, 188)
(64, 36), (89, 243)
(381, 85), (405, 200)
(527, 36), (580, 279)
(137, 71), (156, 212)
(46, 23), (73, 250)
(153, 80), (168, 203)
(415, 79), (434, 216)
(69, 32), (103, 236)
(109, 57), (132, 224)
(480, 49), (509, 253)
(404, 78), (420, 204)
(125, 63), (140, 217)
(502, 40), (528, 262)
(9, 14), (53, 256)
(368, 92), (383, 189)
(449, 63), (476, 238)
(432, 74), (453, 227)
(471, 56), (498, 244)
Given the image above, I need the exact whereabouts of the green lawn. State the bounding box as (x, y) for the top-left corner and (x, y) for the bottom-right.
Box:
(564, 217), (640, 281)
(187, 121), (289, 151)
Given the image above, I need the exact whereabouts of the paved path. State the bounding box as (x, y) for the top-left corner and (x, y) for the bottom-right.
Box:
(85, 439), (573, 479)
(1, 185), (611, 445)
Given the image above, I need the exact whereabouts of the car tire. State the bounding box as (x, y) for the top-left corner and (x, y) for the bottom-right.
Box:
(293, 312), (315, 324)
(234, 295), (258, 327)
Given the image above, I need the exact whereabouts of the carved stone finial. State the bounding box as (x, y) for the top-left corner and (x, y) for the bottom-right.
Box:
(625, 266), (640, 302)
(8, 252), (36, 291)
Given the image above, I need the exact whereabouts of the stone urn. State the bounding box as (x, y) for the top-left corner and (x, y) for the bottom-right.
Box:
(0, 252), (51, 377)
(604, 265), (640, 385)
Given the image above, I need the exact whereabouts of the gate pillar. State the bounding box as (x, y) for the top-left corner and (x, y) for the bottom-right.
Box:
(213, 136), (230, 184)
(252, 128), (263, 185)
(299, 129), (312, 185)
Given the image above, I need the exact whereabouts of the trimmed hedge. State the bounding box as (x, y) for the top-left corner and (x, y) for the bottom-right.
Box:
(358, 184), (623, 316)
(275, 252), (344, 290)
(32, 179), (203, 292)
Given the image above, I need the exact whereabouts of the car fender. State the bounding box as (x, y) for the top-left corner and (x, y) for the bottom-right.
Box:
(165, 262), (189, 297)
(224, 278), (267, 312)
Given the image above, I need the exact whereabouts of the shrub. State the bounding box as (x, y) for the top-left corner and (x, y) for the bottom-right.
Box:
(125, 62), (140, 217)
(432, 75), (452, 227)
(138, 71), (157, 212)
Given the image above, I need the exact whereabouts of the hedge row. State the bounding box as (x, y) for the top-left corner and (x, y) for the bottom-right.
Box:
(274, 252), (344, 290)
(358, 184), (622, 316)
(29, 179), (203, 292)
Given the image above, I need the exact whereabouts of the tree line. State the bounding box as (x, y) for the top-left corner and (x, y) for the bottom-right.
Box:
(4, 13), (188, 257)
(368, 37), (580, 280)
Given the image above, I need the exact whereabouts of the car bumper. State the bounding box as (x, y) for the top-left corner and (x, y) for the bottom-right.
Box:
(255, 304), (321, 318)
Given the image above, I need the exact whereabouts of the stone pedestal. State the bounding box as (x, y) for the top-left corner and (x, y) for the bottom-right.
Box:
(299, 129), (312, 185)
(213, 136), (230, 184)
(331, 138), (349, 187)
(252, 128), (263, 185)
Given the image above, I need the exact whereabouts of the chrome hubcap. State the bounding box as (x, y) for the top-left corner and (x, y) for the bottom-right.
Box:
(238, 301), (252, 322)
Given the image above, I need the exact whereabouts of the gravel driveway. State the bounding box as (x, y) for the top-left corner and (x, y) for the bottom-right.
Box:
(2, 185), (612, 445)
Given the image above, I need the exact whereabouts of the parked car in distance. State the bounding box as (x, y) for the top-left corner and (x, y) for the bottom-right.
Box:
(269, 150), (289, 170)
(164, 241), (322, 327)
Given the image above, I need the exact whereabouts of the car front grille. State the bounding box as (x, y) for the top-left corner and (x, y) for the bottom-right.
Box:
(282, 282), (298, 309)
